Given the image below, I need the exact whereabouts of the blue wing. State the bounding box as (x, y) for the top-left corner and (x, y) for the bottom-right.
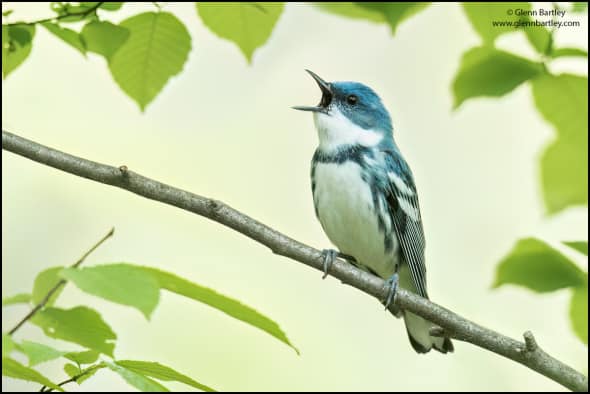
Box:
(383, 150), (428, 298)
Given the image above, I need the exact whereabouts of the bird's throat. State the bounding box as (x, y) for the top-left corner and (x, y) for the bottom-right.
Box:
(314, 108), (383, 153)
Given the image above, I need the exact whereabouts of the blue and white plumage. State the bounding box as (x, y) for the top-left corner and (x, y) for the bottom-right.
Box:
(294, 70), (453, 354)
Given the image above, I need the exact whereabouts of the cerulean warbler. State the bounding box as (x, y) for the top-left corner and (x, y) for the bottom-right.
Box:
(293, 70), (453, 354)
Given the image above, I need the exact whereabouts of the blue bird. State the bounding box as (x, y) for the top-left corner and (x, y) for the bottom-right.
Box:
(293, 70), (453, 354)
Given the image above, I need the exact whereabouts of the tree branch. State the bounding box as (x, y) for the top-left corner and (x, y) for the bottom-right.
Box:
(2, 129), (587, 392)
(3, 2), (104, 26)
(7, 227), (114, 336)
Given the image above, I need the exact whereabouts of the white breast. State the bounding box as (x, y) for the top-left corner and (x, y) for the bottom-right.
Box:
(313, 160), (398, 278)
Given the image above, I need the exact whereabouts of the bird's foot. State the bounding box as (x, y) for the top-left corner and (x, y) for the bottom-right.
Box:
(383, 273), (399, 310)
(321, 249), (357, 279)
(321, 249), (338, 279)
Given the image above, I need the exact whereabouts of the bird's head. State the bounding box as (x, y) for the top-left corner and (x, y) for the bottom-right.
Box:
(293, 70), (393, 152)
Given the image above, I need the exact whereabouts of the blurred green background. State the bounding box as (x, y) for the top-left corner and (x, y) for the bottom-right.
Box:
(2, 2), (588, 391)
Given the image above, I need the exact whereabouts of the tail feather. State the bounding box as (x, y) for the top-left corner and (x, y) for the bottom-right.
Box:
(403, 311), (454, 354)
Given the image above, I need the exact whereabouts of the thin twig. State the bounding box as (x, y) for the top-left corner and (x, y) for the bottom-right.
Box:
(2, 129), (587, 392)
(7, 226), (115, 335)
(72, 227), (115, 268)
(40, 364), (105, 392)
(4, 2), (103, 27)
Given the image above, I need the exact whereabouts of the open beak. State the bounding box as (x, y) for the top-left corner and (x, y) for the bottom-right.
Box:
(292, 69), (332, 113)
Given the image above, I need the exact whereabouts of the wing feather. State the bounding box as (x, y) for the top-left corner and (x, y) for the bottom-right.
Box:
(384, 153), (428, 298)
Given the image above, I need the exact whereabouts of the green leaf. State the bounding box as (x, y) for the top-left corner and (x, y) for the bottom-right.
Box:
(105, 361), (169, 392)
(117, 360), (214, 392)
(64, 349), (100, 365)
(63, 362), (80, 378)
(142, 267), (299, 354)
(109, 12), (191, 111)
(80, 2), (100, 7)
(7, 24), (32, 46)
(60, 264), (160, 319)
(461, 2), (530, 43)
(539, 139), (588, 214)
(51, 2), (67, 14)
(196, 3), (284, 62)
(2, 357), (63, 391)
(2, 24), (35, 79)
(41, 22), (86, 54)
(31, 306), (116, 356)
(570, 284), (588, 344)
(571, 2), (588, 12)
(523, 23), (552, 54)
(532, 73), (588, 213)
(81, 21), (129, 60)
(63, 363), (101, 385)
(2, 10), (13, 17)
(32, 266), (65, 307)
(62, 4), (92, 14)
(60, 14), (96, 23)
(493, 238), (587, 292)
(79, 365), (102, 384)
(532, 73), (587, 144)
(2, 334), (15, 358)
(563, 241), (588, 255)
(2, 25), (8, 74)
(17, 340), (65, 366)
(355, 2), (430, 35)
(314, 2), (385, 22)
(452, 46), (542, 108)
(550, 47), (588, 58)
(100, 2), (123, 11)
(2, 293), (31, 306)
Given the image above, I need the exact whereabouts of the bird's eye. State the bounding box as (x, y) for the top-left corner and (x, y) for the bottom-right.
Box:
(347, 95), (358, 105)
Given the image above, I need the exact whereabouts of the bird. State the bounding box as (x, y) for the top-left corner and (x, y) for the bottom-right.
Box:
(293, 70), (453, 354)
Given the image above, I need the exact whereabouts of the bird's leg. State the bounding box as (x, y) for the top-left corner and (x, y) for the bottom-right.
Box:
(321, 249), (357, 279)
(383, 264), (400, 309)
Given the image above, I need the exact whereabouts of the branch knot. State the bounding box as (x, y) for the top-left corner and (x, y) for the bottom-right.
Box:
(523, 330), (539, 353)
(206, 198), (223, 217)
